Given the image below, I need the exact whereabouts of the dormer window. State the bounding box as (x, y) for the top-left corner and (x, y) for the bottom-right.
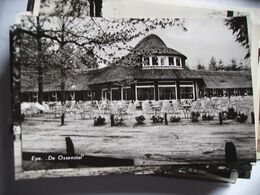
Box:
(160, 56), (167, 66)
(152, 57), (158, 65)
(143, 57), (150, 66)
(169, 57), (174, 66)
(176, 57), (181, 66)
(142, 56), (183, 68)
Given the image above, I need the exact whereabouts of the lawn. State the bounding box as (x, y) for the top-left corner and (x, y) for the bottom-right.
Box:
(21, 115), (256, 167)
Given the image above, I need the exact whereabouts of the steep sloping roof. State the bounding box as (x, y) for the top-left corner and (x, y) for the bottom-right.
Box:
(87, 66), (252, 89)
(131, 34), (187, 57)
(88, 66), (202, 85)
(21, 67), (252, 92)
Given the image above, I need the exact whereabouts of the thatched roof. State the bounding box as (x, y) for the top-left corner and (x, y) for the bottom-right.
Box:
(131, 34), (187, 57)
(21, 67), (252, 92)
(196, 70), (252, 89)
(87, 66), (201, 85)
(87, 65), (252, 89)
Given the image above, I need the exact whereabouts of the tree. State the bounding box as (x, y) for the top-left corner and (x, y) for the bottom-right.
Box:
(224, 16), (249, 59)
(196, 60), (205, 70)
(208, 57), (217, 71)
(217, 59), (224, 71)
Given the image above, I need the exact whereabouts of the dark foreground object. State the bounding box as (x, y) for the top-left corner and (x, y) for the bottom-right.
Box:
(225, 142), (237, 167)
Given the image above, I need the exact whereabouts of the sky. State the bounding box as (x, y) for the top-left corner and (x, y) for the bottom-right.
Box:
(95, 17), (249, 69)
(101, 0), (249, 69)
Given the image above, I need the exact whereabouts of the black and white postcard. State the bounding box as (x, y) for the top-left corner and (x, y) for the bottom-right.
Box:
(10, 15), (256, 180)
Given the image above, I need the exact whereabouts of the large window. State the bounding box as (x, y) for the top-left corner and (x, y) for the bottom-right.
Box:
(111, 88), (121, 100)
(158, 82), (177, 100)
(180, 82), (194, 99)
(137, 86), (155, 100)
(122, 87), (132, 100)
(159, 87), (176, 100)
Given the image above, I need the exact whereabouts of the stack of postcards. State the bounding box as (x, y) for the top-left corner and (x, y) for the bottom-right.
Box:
(10, 0), (259, 183)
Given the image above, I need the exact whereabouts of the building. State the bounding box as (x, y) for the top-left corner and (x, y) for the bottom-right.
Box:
(20, 34), (252, 102)
(86, 34), (252, 101)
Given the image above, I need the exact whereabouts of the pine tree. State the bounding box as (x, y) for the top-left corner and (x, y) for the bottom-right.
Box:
(208, 57), (217, 71)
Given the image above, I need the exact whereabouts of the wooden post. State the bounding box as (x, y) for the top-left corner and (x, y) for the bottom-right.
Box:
(225, 142), (237, 168)
(164, 113), (168, 125)
(176, 80), (181, 100)
(110, 114), (115, 126)
(65, 137), (76, 168)
(219, 112), (223, 125)
(131, 83), (136, 101)
(66, 137), (75, 156)
(154, 81), (159, 101)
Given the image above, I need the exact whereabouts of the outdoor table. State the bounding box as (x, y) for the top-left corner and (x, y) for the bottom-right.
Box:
(182, 104), (192, 119)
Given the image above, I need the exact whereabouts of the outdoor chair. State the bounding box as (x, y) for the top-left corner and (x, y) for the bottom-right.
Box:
(42, 102), (53, 118)
(126, 102), (136, 120)
(142, 101), (155, 118)
(169, 101), (182, 118)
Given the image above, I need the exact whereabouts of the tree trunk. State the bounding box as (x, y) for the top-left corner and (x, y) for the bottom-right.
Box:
(60, 20), (66, 126)
(36, 16), (43, 104)
(61, 68), (66, 126)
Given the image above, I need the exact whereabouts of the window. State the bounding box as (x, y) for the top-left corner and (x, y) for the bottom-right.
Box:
(111, 88), (121, 100)
(169, 57), (174, 65)
(234, 89), (238, 96)
(175, 57), (181, 67)
(180, 87), (194, 99)
(137, 86), (155, 100)
(33, 92), (38, 102)
(70, 92), (75, 100)
(152, 57), (158, 65)
(159, 86), (176, 100)
(102, 89), (110, 100)
(143, 57), (150, 66)
(223, 89), (227, 96)
(122, 87), (132, 100)
(213, 90), (217, 97)
(180, 83), (194, 99)
(160, 56), (167, 66)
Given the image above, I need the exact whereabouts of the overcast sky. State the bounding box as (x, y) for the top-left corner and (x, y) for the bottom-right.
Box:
(96, 18), (249, 69)
(101, 0), (249, 69)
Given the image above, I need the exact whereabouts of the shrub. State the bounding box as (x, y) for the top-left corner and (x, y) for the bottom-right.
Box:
(191, 112), (200, 122)
(202, 114), (214, 121)
(151, 115), (164, 124)
(236, 113), (248, 123)
(94, 116), (106, 126)
(135, 115), (146, 125)
(170, 116), (181, 123)
(114, 116), (124, 126)
(227, 107), (237, 119)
